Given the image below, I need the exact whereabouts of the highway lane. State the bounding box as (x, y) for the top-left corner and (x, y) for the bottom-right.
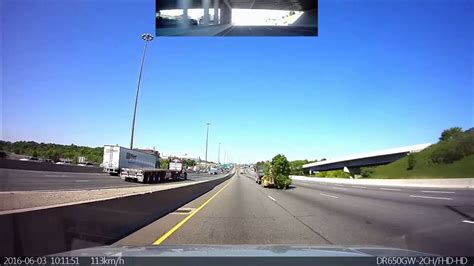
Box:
(218, 26), (317, 36)
(123, 171), (474, 256)
(0, 168), (224, 191)
(263, 178), (474, 255)
(292, 179), (474, 206)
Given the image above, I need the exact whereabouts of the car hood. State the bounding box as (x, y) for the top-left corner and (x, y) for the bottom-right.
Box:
(54, 245), (434, 257)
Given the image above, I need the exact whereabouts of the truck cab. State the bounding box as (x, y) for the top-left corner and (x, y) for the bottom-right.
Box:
(255, 165), (266, 184)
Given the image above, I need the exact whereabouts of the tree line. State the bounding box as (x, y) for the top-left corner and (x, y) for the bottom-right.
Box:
(0, 140), (104, 164)
(255, 158), (321, 176)
(159, 158), (197, 169)
(0, 140), (202, 167)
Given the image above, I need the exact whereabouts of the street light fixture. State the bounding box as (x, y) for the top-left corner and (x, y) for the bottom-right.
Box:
(130, 33), (154, 150)
(205, 123), (210, 162)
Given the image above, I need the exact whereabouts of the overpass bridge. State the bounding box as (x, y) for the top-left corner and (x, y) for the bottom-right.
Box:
(157, 0), (317, 11)
(302, 143), (432, 175)
(156, 0), (318, 35)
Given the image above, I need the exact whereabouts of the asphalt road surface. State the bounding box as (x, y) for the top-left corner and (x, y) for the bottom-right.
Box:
(0, 168), (224, 191)
(218, 26), (317, 36)
(118, 170), (474, 256)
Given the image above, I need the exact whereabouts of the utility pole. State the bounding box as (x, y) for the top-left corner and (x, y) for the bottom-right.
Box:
(205, 123), (210, 162)
(218, 142), (221, 164)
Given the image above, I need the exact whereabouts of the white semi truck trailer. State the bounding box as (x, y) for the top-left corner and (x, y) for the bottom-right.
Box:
(102, 145), (187, 183)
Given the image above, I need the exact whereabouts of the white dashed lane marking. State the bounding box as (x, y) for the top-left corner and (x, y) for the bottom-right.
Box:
(409, 195), (452, 200)
(421, 190), (455, 194)
(320, 193), (338, 199)
(268, 195), (276, 202)
(380, 188), (401, 191)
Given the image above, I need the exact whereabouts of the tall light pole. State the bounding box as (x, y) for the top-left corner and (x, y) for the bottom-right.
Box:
(130, 33), (153, 150)
(218, 142), (221, 164)
(205, 123), (210, 162)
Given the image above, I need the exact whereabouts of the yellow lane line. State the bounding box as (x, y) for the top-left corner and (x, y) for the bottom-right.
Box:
(152, 179), (233, 245)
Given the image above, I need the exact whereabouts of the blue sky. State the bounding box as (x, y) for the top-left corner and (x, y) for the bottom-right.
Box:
(2, 0), (473, 163)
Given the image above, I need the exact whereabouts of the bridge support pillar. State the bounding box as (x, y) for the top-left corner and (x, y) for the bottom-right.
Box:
(202, 0), (210, 25)
(213, 0), (219, 25)
(344, 166), (361, 178)
(220, 1), (231, 24)
(179, 0), (190, 28)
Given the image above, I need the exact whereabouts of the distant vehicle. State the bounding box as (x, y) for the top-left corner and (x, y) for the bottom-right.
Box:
(55, 161), (71, 165)
(78, 162), (95, 167)
(102, 145), (158, 175)
(255, 165), (266, 184)
(169, 158), (185, 172)
(186, 166), (196, 173)
(208, 168), (219, 175)
(121, 158), (187, 183)
(78, 156), (87, 164)
(42, 159), (54, 163)
(20, 157), (39, 161)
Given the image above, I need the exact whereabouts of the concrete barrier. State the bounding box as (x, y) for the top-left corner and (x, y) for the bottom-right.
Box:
(0, 172), (234, 256)
(0, 159), (103, 173)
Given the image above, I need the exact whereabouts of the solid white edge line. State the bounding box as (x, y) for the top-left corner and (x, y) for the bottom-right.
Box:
(332, 187), (347, 190)
(409, 195), (452, 200)
(380, 188), (401, 191)
(352, 186), (367, 189)
(320, 193), (338, 199)
(421, 190), (455, 194)
(267, 195), (276, 202)
(462, 220), (474, 224)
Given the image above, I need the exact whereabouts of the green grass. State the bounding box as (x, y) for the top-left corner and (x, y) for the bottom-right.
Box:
(366, 129), (474, 179)
(369, 153), (474, 179)
(311, 169), (351, 178)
